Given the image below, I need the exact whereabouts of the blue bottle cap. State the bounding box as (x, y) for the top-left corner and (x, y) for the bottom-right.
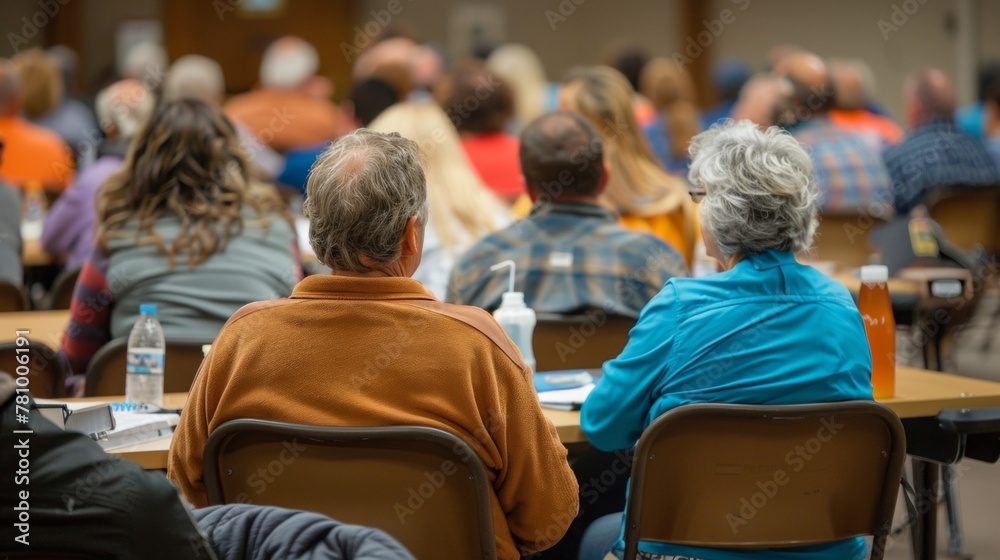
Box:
(139, 304), (158, 315)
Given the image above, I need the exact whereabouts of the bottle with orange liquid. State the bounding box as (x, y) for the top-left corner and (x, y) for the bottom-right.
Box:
(858, 265), (895, 398)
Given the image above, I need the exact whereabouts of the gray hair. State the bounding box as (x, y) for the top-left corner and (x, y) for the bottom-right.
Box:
(688, 120), (818, 257)
(304, 129), (428, 272)
(163, 55), (225, 102)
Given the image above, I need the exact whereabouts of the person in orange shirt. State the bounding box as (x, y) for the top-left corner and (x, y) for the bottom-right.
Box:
(560, 66), (699, 267)
(224, 36), (341, 153)
(829, 59), (903, 149)
(0, 58), (73, 192)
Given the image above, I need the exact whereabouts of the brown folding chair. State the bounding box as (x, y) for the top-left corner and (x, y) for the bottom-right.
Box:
(623, 401), (906, 560)
(811, 213), (889, 267)
(533, 311), (635, 371)
(924, 184), (1000, 255)
(0, 280), (30, 312)
(83, 336), (211, 396)
(0, 340), (68, 397)
(45, 267), (81, 310)
(204, 420), (496, 560)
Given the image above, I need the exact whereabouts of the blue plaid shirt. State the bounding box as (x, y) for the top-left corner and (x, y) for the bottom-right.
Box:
(884, 119), (1000, 214)
(792, 117), (894, 215)
(447, 201), (687, 318)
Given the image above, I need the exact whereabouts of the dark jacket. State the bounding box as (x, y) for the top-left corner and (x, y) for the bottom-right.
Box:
(194, 504), (415, 560)
(0, 372), (216, 559)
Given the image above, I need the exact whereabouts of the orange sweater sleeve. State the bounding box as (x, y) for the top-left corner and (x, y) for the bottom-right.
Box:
(491, 351), (580, 554)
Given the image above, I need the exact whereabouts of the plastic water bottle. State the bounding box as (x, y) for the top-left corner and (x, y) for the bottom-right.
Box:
(125, 304), (165, 406)
(490, 260), (537, 372)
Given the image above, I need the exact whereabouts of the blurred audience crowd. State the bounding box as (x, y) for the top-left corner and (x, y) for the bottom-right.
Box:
(3, 32), (1000, 382)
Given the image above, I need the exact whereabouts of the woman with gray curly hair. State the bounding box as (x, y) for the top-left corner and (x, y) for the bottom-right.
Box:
(579, 120), (874, 560)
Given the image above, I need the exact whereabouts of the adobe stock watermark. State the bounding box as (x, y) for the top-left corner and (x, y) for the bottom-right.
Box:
(393, 459), (459, 524)
(233, 438), (306, 503)
(726, 416), (843, 534)
(878, 0), (929, 41)
(340, 0), (413, 62)
(545, 0), (588, 31)
(8, 0), (71, 53)
(672, 0), (750, 69)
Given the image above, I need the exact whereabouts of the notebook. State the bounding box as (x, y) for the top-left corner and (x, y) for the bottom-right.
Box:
(534, 370), (595, 411)
(97, 410), (179, 451)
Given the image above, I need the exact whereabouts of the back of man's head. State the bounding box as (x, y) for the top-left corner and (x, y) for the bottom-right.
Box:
(260, 36), (319, 90)
(906, 68), (956, 123)
(163, 55), (225, 104)
(520, 111), (605, 201)
(304, 129), (428, 273)
(95, 79), (155, 139)
(0, 59), (21, 117)
(774, 51), (833, 121)
(831, 59), (869, 111)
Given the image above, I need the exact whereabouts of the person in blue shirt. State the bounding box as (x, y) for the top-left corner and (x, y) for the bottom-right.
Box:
(578, 120), (874, 560)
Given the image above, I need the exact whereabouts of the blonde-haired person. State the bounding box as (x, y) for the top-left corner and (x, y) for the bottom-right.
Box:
(61, 99), (299, 386)
(487, 44), (560, 132)
(369, 102), (508, 300)
(561, 65), (699, 267)
(639, 57), (701, 176)
(11, 48), (97, 165)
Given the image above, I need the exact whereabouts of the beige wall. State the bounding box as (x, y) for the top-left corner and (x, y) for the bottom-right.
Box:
(354, 0), (683, 82)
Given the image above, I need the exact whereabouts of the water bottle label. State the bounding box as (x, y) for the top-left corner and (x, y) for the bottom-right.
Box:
(126, 349), (164, 375)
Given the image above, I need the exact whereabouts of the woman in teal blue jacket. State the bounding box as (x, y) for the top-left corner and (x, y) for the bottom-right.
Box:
(579, 120), (874, 560)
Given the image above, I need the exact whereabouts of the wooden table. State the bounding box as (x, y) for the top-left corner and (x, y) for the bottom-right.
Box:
(71, 365), (1000, 470)
(0, 310), (70, 349)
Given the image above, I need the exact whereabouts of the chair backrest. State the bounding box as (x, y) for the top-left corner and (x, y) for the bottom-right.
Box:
(0, 340), (67, 397)
(46, 267), (81, 310)
(811, 213), (888, 268)
(533, 311), (635, 371)
(0, 281), (29, 312)
(204, 420), (496, 560)
(83, 336), (211, 396)
(623, 401), (905, 560)
(924, 185), (1000, 254)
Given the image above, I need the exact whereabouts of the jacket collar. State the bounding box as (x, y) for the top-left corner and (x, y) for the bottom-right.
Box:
(741, 249), (798, 271)
(529, 200), (618, 221)
(291, 274), (437, 301)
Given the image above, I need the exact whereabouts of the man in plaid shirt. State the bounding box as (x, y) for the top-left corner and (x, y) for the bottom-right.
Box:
(447, 111), (686, 318)
(884, 69), (1000, 214)
(778, 51), (895, 217)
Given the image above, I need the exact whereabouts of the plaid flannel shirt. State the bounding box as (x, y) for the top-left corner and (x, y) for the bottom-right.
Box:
(447, 201), (687, 318)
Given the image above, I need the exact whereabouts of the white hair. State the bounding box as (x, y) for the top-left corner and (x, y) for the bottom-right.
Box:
(95, 80), (155, 138)
(121, 42), (167, 82)
(163, 55), (225, 102)
(688, 120), (818, 257)
(259, 37), (319, 89)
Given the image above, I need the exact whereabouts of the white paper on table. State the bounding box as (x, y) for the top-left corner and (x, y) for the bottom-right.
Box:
(537, 383), (595, 410)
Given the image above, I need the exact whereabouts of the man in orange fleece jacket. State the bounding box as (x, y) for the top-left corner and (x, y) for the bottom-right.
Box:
(168, 129), (579, 559)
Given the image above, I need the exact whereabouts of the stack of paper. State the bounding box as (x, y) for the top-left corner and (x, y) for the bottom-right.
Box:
(97, 411), (180, 451)
(537, 384), (596, 411)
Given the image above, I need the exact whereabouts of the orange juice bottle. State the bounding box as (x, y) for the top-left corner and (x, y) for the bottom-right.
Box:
(858, 265), (895, 399)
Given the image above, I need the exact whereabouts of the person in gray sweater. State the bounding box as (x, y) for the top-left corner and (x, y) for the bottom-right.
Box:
(61, 99), (299, 381)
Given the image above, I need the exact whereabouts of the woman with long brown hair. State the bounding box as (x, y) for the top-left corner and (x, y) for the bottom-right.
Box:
(561, 66), (700, 266)
(62, 98), (299, 382)
(639, 57), (702, 176)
